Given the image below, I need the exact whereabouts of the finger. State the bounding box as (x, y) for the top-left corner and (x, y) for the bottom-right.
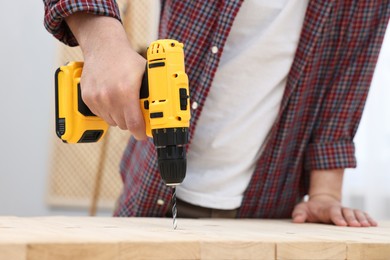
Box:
(342, 207), (361, 227)
(95, 109), (116, 126)
(85, 104), (117, 127)
(111, 110), (128, 130)
(79, 80), (101, 115)
(329, 206), (347, 226)
(79, 89), (119, 128)
(365, 212), (378, 227)
(90, 86), (126, 129)
(354, 210), (370, 227)
(88, 104), (117, 127)
(104, 114), (117, 127)
(124, 93), (147, 140)
(292, 204), (308, 223)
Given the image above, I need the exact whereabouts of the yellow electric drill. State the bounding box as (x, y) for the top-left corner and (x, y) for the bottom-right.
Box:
(55, 39), (191, 186)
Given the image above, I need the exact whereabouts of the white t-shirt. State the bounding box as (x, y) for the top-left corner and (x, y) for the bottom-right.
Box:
(177, 0), (309, 209)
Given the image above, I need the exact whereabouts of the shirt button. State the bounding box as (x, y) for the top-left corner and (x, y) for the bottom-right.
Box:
(211, 46), (219, 54)
(157, 199), (164, 205)
(191, 101), (199, 110)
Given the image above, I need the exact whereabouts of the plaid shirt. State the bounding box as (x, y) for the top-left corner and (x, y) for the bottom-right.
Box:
(44, 0), (390, 218)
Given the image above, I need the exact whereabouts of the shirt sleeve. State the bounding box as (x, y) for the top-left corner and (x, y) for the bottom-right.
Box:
(304, 2), (390, 171)
(43, 0), (121, 46)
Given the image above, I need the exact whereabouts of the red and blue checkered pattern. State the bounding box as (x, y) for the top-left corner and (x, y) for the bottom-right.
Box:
(43, 0), (390, 218)
(43, 0), (121, 46)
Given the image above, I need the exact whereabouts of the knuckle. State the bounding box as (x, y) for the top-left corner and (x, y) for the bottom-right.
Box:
(80, 90), (95, 104)
(116, 81), (128, 92)
(96, 87), (112, 103)
(81, 92), (101, 112)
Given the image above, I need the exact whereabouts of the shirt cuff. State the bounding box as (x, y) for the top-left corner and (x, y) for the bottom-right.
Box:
(44, 0), (121, 46)
(304, 141), (357, 170)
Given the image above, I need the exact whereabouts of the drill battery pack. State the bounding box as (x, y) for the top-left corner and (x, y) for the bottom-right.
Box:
(55, 62), (108, 143)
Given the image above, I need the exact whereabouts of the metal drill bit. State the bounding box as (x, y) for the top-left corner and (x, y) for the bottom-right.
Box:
(171, 187), (177, 230)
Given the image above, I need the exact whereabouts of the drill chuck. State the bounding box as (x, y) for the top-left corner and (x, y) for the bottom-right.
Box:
(152, 127), (188, 185)
(157, 146), (186, 185)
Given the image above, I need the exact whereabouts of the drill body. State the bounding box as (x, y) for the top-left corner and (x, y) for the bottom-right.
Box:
(55, 39), (190, 185)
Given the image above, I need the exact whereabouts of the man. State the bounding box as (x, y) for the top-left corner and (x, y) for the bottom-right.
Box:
(44, 0), (390, 226)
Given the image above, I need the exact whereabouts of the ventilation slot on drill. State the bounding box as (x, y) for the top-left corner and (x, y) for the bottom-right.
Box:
(78, 130), (104, 143)
(151, 43), (166, 54)
(57, 118), (66, 136)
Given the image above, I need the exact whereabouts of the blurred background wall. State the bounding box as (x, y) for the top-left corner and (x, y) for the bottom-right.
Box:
(344, 25), (390, 220)
(0, 1), (55, 215)
(0, 1), (389, 219)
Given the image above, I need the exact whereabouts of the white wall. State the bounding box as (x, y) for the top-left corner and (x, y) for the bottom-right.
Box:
(0, 1), (54, 215)
(0, 2), (112, 216)
(344, 25), (390, 220)
(0, 2), (389, 219)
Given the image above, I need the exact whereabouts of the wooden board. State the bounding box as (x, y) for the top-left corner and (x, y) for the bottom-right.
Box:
(0, 217), (389, 260)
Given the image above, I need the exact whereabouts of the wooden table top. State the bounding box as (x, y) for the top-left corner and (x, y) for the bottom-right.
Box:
(0, 217), (389, 260)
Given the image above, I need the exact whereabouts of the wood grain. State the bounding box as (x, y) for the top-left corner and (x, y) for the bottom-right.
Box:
(0, 217), (389, 260)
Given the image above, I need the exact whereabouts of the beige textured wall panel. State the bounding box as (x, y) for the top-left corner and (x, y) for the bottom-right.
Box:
(99, 127), (129, 203)
(124, 0), (160, 53)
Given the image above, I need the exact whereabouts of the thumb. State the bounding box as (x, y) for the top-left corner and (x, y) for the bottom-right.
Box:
(292, 204), (308, 223)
